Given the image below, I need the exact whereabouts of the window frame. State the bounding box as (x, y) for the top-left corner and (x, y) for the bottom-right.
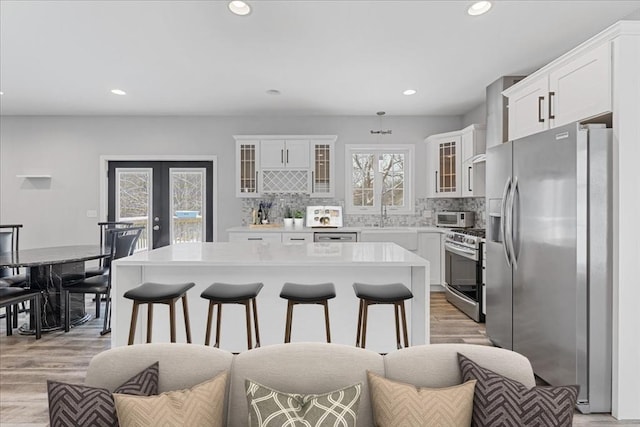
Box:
(345, 144), (414, 215)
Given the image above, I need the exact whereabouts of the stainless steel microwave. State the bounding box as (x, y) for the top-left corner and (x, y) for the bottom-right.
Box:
(436, 211), (475, 228)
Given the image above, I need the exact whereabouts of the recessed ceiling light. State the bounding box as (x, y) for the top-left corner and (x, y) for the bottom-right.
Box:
(111, 89), (127, 96)
(0, 91), (4, 95)
(229, 1), (251, 16)
(266, 89), (281, 95)
(403, 89), (417, 96)
(467, 1), (492, 16)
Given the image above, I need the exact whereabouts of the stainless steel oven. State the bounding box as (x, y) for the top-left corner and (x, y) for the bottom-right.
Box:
(444, 229), (485, 322)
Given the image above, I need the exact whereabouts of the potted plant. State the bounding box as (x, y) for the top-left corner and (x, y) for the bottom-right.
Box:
(283, 207), (293, 228)
(293, 210), (304, 228)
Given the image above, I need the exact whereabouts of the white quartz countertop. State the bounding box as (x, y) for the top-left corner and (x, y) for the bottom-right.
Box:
(114, 242), (429, 267)
(227, 226), (447, 233)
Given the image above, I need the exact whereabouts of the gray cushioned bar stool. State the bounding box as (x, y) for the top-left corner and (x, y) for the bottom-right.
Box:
(280, 282), (336, 343)
(200, 282), (263, 350)
(123, 282), (195, 345)
(353, 282), (413, 349)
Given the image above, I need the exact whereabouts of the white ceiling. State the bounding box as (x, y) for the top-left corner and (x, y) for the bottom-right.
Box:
(1, 0), (639, 117)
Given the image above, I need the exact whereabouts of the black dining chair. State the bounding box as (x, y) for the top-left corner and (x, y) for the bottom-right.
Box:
(85, 222), (134, 319)
(63, 227), (143, 336)
(0, 224), (27, 331)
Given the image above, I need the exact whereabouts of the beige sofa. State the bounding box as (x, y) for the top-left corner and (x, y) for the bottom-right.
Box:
(85, 342), (535, 426)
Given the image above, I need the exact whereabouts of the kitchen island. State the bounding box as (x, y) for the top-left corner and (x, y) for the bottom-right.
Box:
(111, 241), (430, 353)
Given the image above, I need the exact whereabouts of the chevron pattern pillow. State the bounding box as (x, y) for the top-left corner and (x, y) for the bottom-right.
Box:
(245, 379), (362, 427)
(458, 353), (579, 427)
(47, 362), (158, 427)
(113, 370), (227, 427)
(367, 371), (476, 427)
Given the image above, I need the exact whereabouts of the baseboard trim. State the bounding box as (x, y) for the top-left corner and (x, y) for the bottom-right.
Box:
(430, 284), (445, 292)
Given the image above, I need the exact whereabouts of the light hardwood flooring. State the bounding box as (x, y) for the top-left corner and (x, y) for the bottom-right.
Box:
(0, 293), (637, 426)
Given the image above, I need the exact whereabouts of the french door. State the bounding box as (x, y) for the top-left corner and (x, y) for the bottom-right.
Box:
(107, 161), (214, 250)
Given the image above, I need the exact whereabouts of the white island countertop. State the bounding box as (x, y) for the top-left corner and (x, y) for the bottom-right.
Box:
(115, 241), (429, 267)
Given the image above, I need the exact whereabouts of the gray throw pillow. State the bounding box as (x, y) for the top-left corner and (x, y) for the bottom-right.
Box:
(245, 379), (361, 427)
(458, 353), (579, 427)
(48, 362), (159, 427)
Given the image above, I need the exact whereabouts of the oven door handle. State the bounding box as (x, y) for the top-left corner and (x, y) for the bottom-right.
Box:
(445, 243), (478, 260)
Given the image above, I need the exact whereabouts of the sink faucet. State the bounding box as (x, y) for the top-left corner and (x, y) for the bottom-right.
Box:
(380, 203), (388, 228)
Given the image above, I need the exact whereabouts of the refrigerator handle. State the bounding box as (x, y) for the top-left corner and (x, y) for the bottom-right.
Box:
(500, 177), (512, 266)
(506, 176), (519, 269)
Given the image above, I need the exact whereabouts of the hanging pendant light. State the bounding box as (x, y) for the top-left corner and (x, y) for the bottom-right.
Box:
(370, 111), (392, 135)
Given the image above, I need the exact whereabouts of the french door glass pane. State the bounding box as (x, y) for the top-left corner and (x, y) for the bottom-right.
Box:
(115, 168), (151, 251)
(170, 168), (205, 244)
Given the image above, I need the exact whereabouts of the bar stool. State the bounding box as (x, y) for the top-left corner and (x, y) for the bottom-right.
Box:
(353, 282), (413, 349)
(123, 282), (195, 345)
(200, 282), (263, 350)
(280, 282), (336, 343)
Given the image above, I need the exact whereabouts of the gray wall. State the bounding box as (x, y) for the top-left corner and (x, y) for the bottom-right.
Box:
(462, 103), (486, 127)
(0, 115), (461, 248)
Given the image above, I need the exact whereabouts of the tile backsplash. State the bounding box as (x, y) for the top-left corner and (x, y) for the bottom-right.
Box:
(240, 195), (486, 229)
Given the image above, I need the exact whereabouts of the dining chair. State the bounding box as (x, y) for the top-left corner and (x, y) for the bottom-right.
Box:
(85, 222), (134, 319)
(0, 224), (27, 331)
(63, 226), (143, 335)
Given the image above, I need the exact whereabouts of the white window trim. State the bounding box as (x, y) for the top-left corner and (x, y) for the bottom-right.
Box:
(344, 144), (414, 215)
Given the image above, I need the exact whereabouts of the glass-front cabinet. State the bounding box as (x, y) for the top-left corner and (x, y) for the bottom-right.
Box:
(234, 135), (336, 198)
(427, 135), (461, 198)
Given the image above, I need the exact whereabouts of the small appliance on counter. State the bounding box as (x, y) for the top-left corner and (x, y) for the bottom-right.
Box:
(306, 206), (343, 228)
(436, 211), (474, 228)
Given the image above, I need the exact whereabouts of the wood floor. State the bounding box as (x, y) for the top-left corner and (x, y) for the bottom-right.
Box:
(0, 293), (637, 426)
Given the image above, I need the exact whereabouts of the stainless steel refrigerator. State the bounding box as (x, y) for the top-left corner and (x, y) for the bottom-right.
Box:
(485, 122), (612, 413)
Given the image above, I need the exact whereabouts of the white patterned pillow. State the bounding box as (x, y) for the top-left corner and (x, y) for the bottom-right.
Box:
(245, 379), (362, 427)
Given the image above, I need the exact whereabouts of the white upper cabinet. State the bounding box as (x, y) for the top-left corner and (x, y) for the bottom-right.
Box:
(261, 139), (310, 169)
(426, 124), (485, 198)
(505, 38), (612, 141)
(234, 135), (336, 197)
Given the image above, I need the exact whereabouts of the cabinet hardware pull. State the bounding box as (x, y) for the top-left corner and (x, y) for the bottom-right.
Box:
(255, 171), (258, 192)
(281, 149), (284, 164)
(290, 238), (305, 241)
(286, 149), (289, 164)
(435, 171), (438, 193)
(468, 166), (472, 191)
(538, 96), (545, 123)
(311, 171), (315, 193)
(248, 238), (263, 240)
(548, 91), (555, 120)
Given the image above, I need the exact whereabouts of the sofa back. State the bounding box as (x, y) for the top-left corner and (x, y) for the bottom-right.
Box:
(85, 342), (535, 426)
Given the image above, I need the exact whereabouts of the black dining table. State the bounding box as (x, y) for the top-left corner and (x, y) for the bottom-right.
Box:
(0, 245), (110, 333)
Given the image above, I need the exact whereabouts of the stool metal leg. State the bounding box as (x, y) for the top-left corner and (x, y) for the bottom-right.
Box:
(64, 290), (71, 333)
(34, 293), (42, 340)
(244, 300), (252, 349)
(169, 298), (176, 343)
(252, 298), (261, 348)
(128, 301), (139, 345)
(215, 302), (222, 347)
(5, 305), (12, 336)
(182, 294), (192, 343)
(147, 303), (154, 343)
(205, 301), (215, 346)
(323, 300), (331, 343)
(400, 301), (409, 348)
(355, 299), (364, 347)
(394, 302), (402, 350)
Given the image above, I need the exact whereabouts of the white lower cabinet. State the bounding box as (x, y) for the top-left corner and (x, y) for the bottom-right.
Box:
(417, 232), (443, 286)
(281, 232), (313, 243)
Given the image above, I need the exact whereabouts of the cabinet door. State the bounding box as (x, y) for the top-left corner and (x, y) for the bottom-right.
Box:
(507, 76), (549, 141)
(549, 42), (611, 128)
(435, 136), (461, 197)
(461, 127), (486, 198)
(418, 233), (442, 285)
(236, 140), (260, 197)
(310, 141), (334, 197)
(260, 140), (286, 169)
(426, 140), (438, 198)
(285, 140), (310, 168)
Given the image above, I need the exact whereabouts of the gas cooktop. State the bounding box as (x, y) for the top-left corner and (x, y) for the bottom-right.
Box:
(451, 228), (486, 239)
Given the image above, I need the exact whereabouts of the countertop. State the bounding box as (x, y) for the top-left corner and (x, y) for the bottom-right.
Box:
(227, 226), (447, 233)
(113, 241), (429, 267)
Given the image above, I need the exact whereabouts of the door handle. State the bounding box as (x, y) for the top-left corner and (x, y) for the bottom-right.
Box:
(538, 96), (545, 123)
(548, 91), (555, 120)
(153, 225), (160, 231)
(500, 177), (512, 266)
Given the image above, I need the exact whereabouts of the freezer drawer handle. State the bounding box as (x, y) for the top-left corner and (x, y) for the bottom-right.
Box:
(538, 96), (545, 123)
